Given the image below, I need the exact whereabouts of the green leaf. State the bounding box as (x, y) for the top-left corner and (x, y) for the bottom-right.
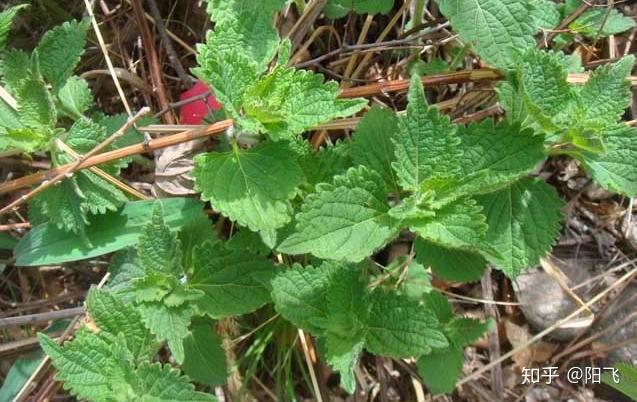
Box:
(366, 290), (448, 357)
(3, 127), (49, 153)
(476, 178), (564, 277)
(436, 0), (538, 67)
(39, 330), (122, 401)
(204, 0), (286, 72)
(15, 198), (205, 266)
(242, 66), (367, 141)
(510, 48), (574, 129)
(602, 363), (637, 401)
(0, 4), (27, 52)
(35, 19), (89, 89)
(271, 262), (335, 333)
(190, 241), (277, 318)
(392, 75), (461, 193)
(0, 232), (16, 250)
(414, 238), (487, 283)
(326, 341), (363, 394)
(417, 347), (463, 394)
(1, 49), (29, 93)
(0, 354), (43, 401)
(127, 362), (216, 401)
(85, 289), (159, 362)
(0, 95), (22, 130)
(182, 323), (228, 387)
(531, 0), (561, 30)
(453, 119), (545, 195)
(193, 50), (259, 119)
(16, 72), (57, 128)
(137, 203), (182, 276)
(352, 106), (400, 192)
(423, 291), (453, 324)
(578, 55), (634, 125)
(409, 198), (488, 253)
(300, 140), (353, 188)
(401, 261), (433, 299)
(570, 6), (636, 39)
(30, 180), (89, 235)
(445, 317), (493, 347)
(325, 0), (394, 18)
(137, 302), (196, 364)
(578, 124), (637, 197)
(278, 166), (399, 262)
(194, 141), (303, 239)
(57, 76), (93, 120)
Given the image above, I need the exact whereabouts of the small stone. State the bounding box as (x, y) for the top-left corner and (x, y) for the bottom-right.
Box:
(513, 247), (598, 341)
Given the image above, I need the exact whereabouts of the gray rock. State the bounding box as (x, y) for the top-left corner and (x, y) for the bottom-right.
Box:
(513, 247), (598, 341)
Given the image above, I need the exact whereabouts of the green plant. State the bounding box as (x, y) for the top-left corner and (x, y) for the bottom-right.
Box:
(32, 0), (637, 399)
(0, 9), (150, 237)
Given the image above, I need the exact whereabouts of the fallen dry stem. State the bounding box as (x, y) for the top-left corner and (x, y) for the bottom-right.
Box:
(0, 119), (234, 196)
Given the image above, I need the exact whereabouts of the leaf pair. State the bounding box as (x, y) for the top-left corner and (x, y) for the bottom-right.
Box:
(280, 75), (562, 277)
(39, 289), (217, 402)
(271, 263), (449, 393)
(107, 203), (276, 363)
(193, 0), (366, 142)
(501, 49), (637, 196)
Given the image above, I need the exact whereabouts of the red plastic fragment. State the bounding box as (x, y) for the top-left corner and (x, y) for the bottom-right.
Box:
(178, 80), (221, 125)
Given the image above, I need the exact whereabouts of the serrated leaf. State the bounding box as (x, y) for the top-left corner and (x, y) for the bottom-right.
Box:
(402, 261), (433, 300)
(271, 263), (335, 333)
(445, 317), (493, 347)
(31, 180), (88, 234)
(137, 203), (182, 276)
(193, 49), (259, 119)
(204, 0), (286, 72)
(476, 178), (564, 277)
(0, 4), (27, 52)
(531, 0), (561, 30)
(242, 66), (367, 141)
(511, 48), (574, 130)
(16, 72), (56, 128)
(325, 0), (394, 18)
(453, 119), (545, 194)
(366, 290), (448, 357)
(392, 75), (461, 193)
(0, 95), (22, 130)
(190, 241), (276, 317)
(137, 302), (196, 364)
(326, 341), (363, 394)
(1, 49), (29, 93)
(578, 124), (637, 196)
(417, 347), (463, 394)
(3, 127), (49, 153)
(85, 289), (159, 362)
(278, 166), (399, 262)
(57, 76), (93, 120)
(35, 19), (89, 89)
(194, 141), (303, 238)
(436, 0), (538, 67)
(127, 362), (216, 401)
(182, 323), (228, 387)
(414, 238), (487, 283)
(300, 140), (353, 188)
(39, 330), (122, 401)
(409, 198), (488, 254)
(352, 106), (400, 192)
(423, 291), (453, 324)
(570, 5), (636, 39)
(578, 55), (634, 125)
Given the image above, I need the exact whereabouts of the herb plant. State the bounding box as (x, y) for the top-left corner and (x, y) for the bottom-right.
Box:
(0, 8), (148, 237)
(12, 0), (635, 399)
